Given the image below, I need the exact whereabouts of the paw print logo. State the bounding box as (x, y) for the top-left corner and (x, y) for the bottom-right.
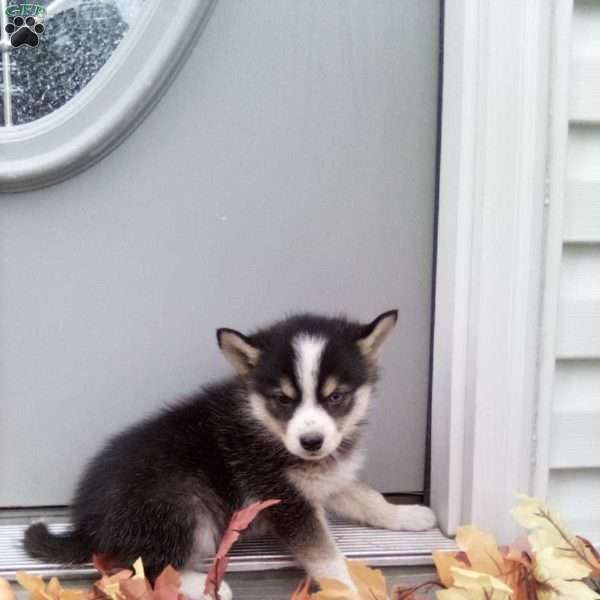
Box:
(5, 16), (45, 48)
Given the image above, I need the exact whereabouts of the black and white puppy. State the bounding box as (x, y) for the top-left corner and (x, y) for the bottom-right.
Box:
(24, 311), (435, 591)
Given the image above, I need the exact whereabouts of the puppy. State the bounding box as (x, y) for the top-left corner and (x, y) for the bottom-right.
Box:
(24, 311), (435, 591)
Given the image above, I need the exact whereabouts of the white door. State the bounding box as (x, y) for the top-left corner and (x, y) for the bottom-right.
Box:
(0, 0), (440, 505)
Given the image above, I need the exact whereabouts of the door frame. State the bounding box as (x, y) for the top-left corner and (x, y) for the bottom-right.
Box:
(430, 0), (554, 541)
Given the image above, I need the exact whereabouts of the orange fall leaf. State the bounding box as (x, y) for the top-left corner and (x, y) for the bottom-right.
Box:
(203, 499), (281, 599)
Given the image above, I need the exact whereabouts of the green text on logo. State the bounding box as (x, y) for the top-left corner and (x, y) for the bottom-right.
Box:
(5, 3), (46, 18)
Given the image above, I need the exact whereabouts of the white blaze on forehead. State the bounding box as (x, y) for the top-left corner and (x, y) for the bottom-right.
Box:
(286, 334), (340, 458)
(293, 334), (327, 404)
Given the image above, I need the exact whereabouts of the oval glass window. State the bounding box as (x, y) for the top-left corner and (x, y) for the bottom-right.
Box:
(2, 0), (144, 126)
(0, 0), (216, 191)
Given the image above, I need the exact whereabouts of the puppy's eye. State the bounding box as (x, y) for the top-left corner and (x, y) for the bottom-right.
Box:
(326, 391), (347, 406)
(272, 393), (294, 406)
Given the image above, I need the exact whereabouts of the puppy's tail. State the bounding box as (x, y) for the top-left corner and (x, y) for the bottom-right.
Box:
(24, 522), (92, 564)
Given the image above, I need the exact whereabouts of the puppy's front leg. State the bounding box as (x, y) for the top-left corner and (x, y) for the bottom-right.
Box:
(266, 498), (354, 590)
(325, 482), (436, 531)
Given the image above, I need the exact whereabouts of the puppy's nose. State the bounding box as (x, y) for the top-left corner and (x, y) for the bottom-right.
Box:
(300, 434), (324, 452)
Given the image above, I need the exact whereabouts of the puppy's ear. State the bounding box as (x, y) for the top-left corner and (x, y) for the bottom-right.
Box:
(217, 328), (261, 375)
(356, 310), (398, 361)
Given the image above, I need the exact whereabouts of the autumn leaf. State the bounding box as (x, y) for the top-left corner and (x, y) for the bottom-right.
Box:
(392, 580), (443, 600)
(93, 555), (117, 575)
(132, 559), (145, 580)
(203, 499), (281, 599)
(455, 526), (504, 577)
(309, 577), (353, 600)
(580, 536), (600, 577)
(453, 567), (513, 594)
(432, 550), (469, 588)
(215, 499), (281, 557)
(535, 546), (591, 581)
(93, 558), (150, 600)
(512, 494), (581, 554)
(289, 579), (311, 600)
(511, 495), (600, 599)
(16, 572), (89, 600)
(96, 561), (189, 600)
(391, 585), (420, 600)
(96, 580), (124, 600)
(15, 560), (187, 600)
(512, 495), (599, 584)
(432, 524), (535, 598)
(0, 579), (18, 600)
(119, 575), (153, 600)
(311, 560), (388, 600)
(61, 593), (89, 600)
(436, 567), (513, 600)
(348, 561), (387, 600)
(95, 563), (148, 600)
(537, 578), (600, 600)
(533, 547), (600, 600)
(498, 549), (534, 600)
(95, 567), (134, 600)
(153, 566), (182, 600)
(15, 572), (46, 595)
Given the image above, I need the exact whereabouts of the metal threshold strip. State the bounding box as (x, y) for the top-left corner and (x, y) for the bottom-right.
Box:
(0, 518), (456, 580)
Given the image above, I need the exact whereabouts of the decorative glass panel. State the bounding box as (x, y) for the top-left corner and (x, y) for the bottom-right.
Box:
(0, 0), (147, 126)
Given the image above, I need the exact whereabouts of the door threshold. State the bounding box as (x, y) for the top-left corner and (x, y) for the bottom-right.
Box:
(0, 516), (456, 580)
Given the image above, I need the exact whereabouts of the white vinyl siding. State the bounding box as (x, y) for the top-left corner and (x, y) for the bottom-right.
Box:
(546, 0), (600, 545)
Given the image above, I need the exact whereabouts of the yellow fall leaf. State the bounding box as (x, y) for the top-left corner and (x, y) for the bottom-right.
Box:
(15, 572), (54, 600)
(313, 560), (387, 600)
(0, 579), (17, 600)
(348, 561), (387, 600)
(435, 567), (513, 600)
(512, 494), (584, 554)
(60, 592), (88, 600)
(432, 551), (465, 588)
(455, 526), (504, 577)
(311, 578), (356, 600)
(101, 582), (124, 600)
(46, 578), (62, 600)
(452, 567), (513, 593)
(512, 493), (599, 593)
(15, 573), (46, 594)
(132, 557), (145, 580)
(534, 546), (592, 581)
(581, 538), (600, 576)
(436, 590), (470, 600)
(537, 578), (600, 600)
(14, 572), (89, 600)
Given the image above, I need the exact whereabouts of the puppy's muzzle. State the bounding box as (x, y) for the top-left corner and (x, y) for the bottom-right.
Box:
(300, 433), (324, 452)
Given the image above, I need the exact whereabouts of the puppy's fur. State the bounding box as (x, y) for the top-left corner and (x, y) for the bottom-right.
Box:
(24, 312), (435, 589)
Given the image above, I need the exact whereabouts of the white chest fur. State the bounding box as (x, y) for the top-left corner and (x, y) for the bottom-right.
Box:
(286, 450), (365, 505)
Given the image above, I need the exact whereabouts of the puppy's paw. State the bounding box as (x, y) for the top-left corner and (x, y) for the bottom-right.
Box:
(311, 556), (357, 594)
(180, 570), (233, 600)
(385, 504), (436, 531)
(317, 573), (357, 595)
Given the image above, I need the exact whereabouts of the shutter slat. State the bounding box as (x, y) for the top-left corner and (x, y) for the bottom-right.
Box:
(554, 359), (600, 412)
(550, 412), (600, 468)
(564, 180), (600, 242)
(570, 60), (600, 122)
(548, 469), (600, 544)
(556, 299), (600, 358)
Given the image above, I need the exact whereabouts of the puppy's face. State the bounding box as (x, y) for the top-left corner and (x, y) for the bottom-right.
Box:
(217, 311), (397, 461)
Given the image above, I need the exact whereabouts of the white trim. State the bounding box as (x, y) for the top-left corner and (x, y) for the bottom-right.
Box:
(0, 0), (217, 192)
(431, 0), (552, 541)
(533, 0), (574, 498)
(0, 0), (13, 127)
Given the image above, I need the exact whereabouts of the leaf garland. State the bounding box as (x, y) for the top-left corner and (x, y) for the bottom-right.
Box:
(7, 495), (600, 600)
